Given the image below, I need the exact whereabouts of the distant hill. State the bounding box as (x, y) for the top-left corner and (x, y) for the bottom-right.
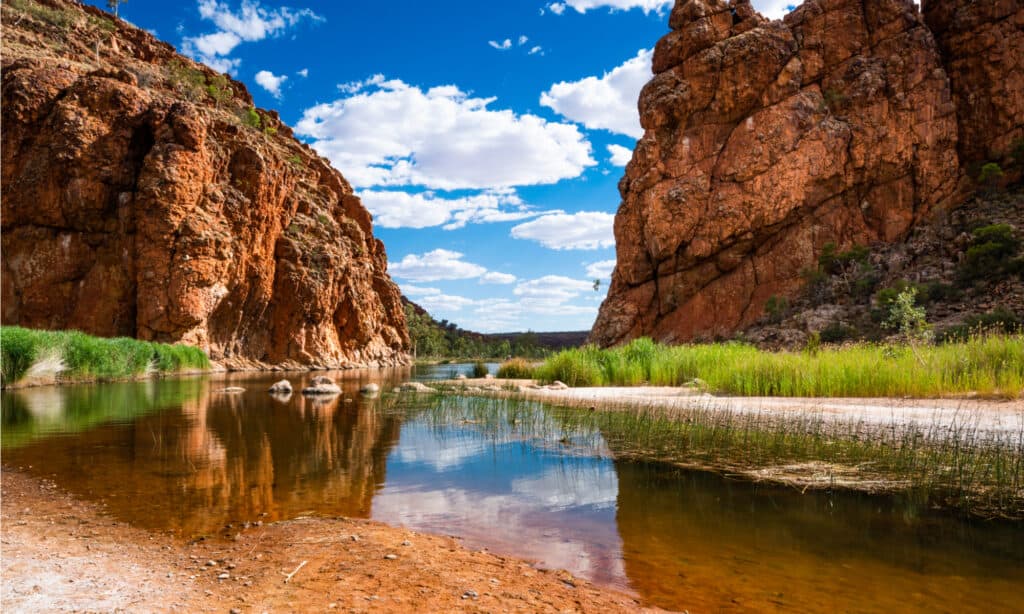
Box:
(482, 331), (589, 351)
(401, 297), (588, 358)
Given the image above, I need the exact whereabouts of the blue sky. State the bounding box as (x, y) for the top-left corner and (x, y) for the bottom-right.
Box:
(93, 0), (796, 333)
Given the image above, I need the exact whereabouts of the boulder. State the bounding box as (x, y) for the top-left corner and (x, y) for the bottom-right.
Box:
(398, 382), (436, 393)
(268, 379), (292, 393)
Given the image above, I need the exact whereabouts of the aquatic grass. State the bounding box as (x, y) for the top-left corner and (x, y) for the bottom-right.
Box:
(1, 326), (211, 385)
(412, 394), (1024, 518)
(495, 358), (536, 379)
(533, 336), (1024, 398)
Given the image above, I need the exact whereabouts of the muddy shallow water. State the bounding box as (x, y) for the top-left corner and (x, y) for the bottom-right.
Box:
(2, 369), (1022, 612)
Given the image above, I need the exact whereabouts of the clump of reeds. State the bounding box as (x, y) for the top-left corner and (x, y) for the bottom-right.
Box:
(471, 361), (489, 378)
(1, 326), (211, 385)
(532, 335), (1024, 398)
(411, 395), (1024, 518)
(495, 358), (536, 379)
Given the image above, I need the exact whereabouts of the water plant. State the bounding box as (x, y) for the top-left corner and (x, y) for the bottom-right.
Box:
(533, 336), (1024, 398)
(1, 326), (210, 385)
(412, 395), (1024, 518)
(496, 358), (535, 379)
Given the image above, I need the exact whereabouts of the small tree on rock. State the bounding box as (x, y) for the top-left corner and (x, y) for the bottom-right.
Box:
(106, 0), (127, 17)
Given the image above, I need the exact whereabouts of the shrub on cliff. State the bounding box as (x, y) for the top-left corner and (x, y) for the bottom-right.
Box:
(959, 223), (1022, 284)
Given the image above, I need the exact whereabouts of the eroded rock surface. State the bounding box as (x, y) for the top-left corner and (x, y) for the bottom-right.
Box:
(592, 0), (1022, 346)
(1, 0), (409, 368)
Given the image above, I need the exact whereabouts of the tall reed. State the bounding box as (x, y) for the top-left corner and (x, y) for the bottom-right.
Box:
(1, 326), (211, 385)
(533, 335), (1024, 398)
(409, 395), (1024, 518)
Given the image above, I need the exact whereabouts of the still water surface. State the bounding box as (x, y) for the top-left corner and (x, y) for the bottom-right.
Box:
(2, 368), (1022, 612)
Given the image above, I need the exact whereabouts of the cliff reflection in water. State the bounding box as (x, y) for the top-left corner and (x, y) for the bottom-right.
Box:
(612, 460), (1024, 612)
(2, 374), (404, 536)
(4, 382), (1023, 613)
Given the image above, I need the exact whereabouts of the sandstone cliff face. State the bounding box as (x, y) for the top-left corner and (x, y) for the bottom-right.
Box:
(592, 0), (1022, 346)
(1, 1), (409, 368)
(923, 0), (1024, 166)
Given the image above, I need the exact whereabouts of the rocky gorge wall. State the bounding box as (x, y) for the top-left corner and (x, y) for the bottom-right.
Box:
(1, 0), (409, 368)
(591, 0), (1024, 346)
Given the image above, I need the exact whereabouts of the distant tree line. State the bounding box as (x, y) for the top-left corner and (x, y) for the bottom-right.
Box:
(403, 301), (555, 359)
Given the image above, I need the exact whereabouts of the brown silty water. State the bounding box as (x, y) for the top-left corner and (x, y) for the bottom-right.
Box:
(2, 369), (1022, 612)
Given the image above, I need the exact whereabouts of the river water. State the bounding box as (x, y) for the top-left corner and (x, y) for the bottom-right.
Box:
(2, 368), (1021, 612)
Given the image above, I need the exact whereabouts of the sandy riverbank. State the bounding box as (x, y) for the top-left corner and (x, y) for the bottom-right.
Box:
(441, 379), (1024, 440)
(0, 470), (658, 613)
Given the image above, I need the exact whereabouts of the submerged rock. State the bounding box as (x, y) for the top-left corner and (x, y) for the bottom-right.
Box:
(215, 387), (246, 393)
(360, 383), (380, 395)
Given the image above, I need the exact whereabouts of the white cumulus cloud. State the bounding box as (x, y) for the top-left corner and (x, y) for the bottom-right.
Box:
(254, 69), (287, 97)
(540, 48), (651, 139)
(511, 211), (615, 250)
(296, 68), (308, 77)
(585, 259), (617, 279)
(480, 271), (517, 284)
(357, 190), (539, 230)
(488, 38), (512, 50)
(182, 0), (322, 74)
(514, 275), (595, 301)
(400, 285), (442, 297)
(607, 144), (633, 166)
(389, 249), (488, 282)
(295, 78), (596, 190)
(546, 0), (671, 14)
(753, 1), (798, 19)
(529, 45), (544, 56)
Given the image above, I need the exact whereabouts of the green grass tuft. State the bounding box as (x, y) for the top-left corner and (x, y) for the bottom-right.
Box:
(534, 336), (1024, 398)
(1, 326), (210, 385)
(496, 358), (535, 379)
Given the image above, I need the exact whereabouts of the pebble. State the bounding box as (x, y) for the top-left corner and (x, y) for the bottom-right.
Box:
(206, 560), (218, 567)
(383, 554), (398, 560)
(401, 540), (411, 546)
(227, 563), (237, 569)
(462, 590), (479, 600)
(230, 610), (242, 614)
(218, 573), (230, 580)
(350, 535), (359, 542)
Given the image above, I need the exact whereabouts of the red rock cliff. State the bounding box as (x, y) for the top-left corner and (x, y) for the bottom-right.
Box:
(1, 0), (409, 368)
(591, 0), (1023, 346)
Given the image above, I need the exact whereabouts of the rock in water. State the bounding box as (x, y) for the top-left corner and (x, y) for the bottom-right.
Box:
(302, 376), (341, 395)
(0, 1), (410, 370)
(398, 382), (436, 393)
(591, 0), (1023, 346)
(360, 383), (380, 394)
(268, 379), (293, 393)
